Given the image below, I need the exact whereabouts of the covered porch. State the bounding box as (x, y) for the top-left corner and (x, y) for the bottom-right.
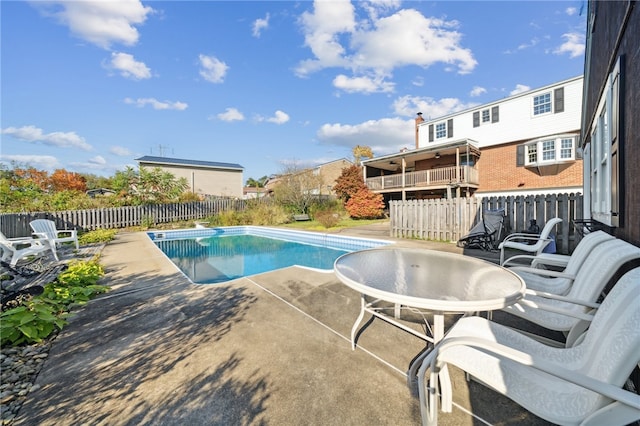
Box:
(362, 139), (481, 200)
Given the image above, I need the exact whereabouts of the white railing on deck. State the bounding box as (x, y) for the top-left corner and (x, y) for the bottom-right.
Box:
(366, 166), (478, 190)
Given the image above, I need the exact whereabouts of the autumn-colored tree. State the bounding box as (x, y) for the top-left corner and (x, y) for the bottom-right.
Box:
(50, 169), (87, 192)
(13, 166), (50, 191)
(333, 164), (366, 203)
(345, 188), (385, 219)
(352, 145), (373, 165)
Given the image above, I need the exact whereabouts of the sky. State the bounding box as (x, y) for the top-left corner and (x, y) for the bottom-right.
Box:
(1, 0), (587, 183)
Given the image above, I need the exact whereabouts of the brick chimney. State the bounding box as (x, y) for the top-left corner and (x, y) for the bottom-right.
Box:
(415, 112), (425, 149)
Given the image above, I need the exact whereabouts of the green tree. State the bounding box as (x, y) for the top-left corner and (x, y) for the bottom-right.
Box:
(245, 175), (268, 187)
(112, 166), (189, 204)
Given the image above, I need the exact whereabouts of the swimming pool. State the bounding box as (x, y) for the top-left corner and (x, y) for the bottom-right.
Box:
(148, 226), (392, 284)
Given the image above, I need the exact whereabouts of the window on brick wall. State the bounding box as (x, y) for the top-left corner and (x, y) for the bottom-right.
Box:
(517, 134), (580, 168)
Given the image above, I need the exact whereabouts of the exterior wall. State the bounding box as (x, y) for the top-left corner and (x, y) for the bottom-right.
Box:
(476, 143), (583, 195)
(318, 159), (353, 195)
(581, 1), (639, 245)
(139, 163), (243, 198)
(417, 76), (583, 150)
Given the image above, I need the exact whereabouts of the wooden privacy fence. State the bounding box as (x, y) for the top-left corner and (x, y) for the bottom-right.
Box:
(0, 198), (248, 238)
(390, 192), (584, 254)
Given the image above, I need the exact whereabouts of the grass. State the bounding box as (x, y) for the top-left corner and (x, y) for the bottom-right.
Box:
(279, 217), (388, 232)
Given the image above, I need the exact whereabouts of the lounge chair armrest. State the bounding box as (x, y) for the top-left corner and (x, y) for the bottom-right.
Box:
(508, 266), (575, 280)
(514, 298), (597, 321)
(54, 229), (77, 238)
(523, 290), (601, 309)
(502, 235), (550, 245)
(422, 336), (640, 410)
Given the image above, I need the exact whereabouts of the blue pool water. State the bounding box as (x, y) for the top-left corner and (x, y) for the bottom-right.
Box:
(150, 226), (390, 284)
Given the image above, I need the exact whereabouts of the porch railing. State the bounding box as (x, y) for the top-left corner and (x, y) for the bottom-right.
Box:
(366, 165), (478, 190)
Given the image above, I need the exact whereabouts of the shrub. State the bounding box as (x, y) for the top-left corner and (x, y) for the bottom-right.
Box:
(345, 188), (385, 219)
(314, 209), (341, 228)
(0, 259), (108, 347)
(78, 229), (117, 245)
(243, 201), (289, 225)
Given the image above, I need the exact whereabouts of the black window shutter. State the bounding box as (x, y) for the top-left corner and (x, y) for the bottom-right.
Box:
(447, 119), (453, 138)
(473, 111), (480, 127)
(610, 55), (624, 227)
(428, 124), (434, 142)
(554, 87), (564, 113)
(516, 145), (525, 167)
(491, 106), (499, 123)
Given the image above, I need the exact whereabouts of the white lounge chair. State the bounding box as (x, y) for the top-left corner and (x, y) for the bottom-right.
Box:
(503, 231), (615, 295)
(501, 238), (640, 345)
(0, 231), (51, 267)
(418, 267), (640, 426)
(499, 217), (562, 265)
(29, 219), (79, 261)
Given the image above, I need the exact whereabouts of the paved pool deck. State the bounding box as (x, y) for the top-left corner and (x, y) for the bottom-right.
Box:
(13, 223), (552, 425)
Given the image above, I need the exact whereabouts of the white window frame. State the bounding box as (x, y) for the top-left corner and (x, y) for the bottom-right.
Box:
(524, 135), (575, 166)
(481, 109), (490, 123)
(532, 92), (552, 116)
(589, 58), (620, 226)
(435, 122), (447, 139)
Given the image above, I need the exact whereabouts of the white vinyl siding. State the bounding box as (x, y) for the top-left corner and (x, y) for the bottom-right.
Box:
(416, 76), (582, 149)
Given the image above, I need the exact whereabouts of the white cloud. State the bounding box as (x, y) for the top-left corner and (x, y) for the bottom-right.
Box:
(510, 84), (531, 96)
(198, 54), (229, 83)
(33, 0), (154, 50)
(1, 125), (92, 150)
(333, 74), (394, 94)
(470, 86), (487, 97)
(565, 7), (578, 16)
(88, 155), (107, 165)
(252, 13), (270, 38)
(392, 95), (477, 120)
(267, 110), (290, 124)
(317, 117), (414, 154)
(124, 97), (188, 110)
(296, 2), (477, 88)
(217, 108), (245, 122)
(553, 32), (585, 58)
(0, 154), (60, 170)
(256, 110), (290, 124)
(108, 52), (151, 80)
(110, 146), (133, 156)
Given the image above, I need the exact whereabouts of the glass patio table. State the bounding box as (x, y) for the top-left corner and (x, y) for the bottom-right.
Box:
(333, 247), (526, 381)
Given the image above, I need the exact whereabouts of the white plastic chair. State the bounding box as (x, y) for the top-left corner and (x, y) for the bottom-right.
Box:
(418, 267), (640, 426)
(0, 231), (51, 267)
(501, 238), (640, 344)
(503, 231), (615, 295)
(499, 217), (562, 265)
(29, 219), (79, 261)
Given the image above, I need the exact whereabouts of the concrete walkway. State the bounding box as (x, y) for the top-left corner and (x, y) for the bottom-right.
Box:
(13, 224), (550, 425)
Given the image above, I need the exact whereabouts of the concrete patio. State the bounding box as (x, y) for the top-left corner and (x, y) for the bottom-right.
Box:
(12, 223), (553, 425)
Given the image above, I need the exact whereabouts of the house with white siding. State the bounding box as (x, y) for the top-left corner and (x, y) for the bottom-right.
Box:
(136, 156), (244, 198)
(362, 75), (584, 203)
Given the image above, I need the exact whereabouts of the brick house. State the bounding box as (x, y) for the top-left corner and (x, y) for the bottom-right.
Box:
(581, 0), (639, 246)
(361, 76), (584, 203)
(135, 156), (244, 198)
